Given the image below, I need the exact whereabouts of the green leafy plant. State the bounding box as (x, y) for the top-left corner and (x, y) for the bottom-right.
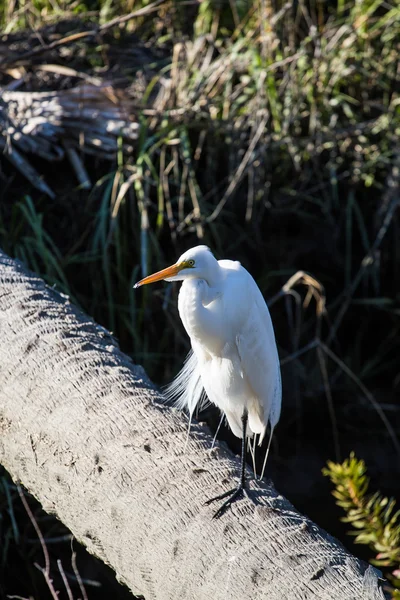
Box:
(323, 453), (400, 597)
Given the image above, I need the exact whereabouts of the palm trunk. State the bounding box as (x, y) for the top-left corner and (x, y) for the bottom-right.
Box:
(0, 250), (387, 600)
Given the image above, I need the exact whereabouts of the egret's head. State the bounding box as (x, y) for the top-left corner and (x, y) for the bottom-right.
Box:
(134, 245), (216, 288)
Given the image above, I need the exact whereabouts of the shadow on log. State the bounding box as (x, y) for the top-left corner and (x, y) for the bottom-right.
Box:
(0, 249), (388, 600)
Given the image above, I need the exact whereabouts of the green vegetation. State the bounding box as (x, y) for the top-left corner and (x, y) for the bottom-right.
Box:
(0, 0), (400, 597)
(324, 454), (400, 598)
(1, 0), (399, 384)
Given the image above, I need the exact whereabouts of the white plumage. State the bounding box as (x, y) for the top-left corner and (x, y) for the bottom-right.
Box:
(136, 245), (281, 445)
(134, 245), (281, 515)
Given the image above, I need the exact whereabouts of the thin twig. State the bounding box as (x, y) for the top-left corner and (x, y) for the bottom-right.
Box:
(17, 485), (50, 575)
(34, 564), (59, 600)
(58, 559), (74, 600)
(71, 544), (88, 600)
(279, 340), (318, 366)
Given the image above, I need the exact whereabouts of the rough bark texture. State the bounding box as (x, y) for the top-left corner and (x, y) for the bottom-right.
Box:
(0, 249), (388, 600)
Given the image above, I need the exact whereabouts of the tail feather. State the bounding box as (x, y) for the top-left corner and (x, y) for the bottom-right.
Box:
(163, 350), (207, 416)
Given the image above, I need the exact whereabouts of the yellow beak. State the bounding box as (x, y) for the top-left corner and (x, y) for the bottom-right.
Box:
(134, 263), (181, 288)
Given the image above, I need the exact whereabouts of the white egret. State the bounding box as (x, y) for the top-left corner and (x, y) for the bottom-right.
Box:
(134, 245), (281, 517)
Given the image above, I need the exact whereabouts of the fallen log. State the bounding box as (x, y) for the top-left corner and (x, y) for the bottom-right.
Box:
(1, 84), (140, 160)
(0, 19), (164, 196)
(0, 249), (388, 600)
(0, 83), (141, 195)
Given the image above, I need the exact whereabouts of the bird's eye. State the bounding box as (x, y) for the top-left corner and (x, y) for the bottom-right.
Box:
(187, 259), (195, 267)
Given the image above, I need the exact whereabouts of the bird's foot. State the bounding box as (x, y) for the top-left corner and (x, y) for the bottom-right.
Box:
(205, 483), (247, 519)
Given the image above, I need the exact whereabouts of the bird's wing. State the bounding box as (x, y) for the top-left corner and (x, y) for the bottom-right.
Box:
(235, 274), (282, 430)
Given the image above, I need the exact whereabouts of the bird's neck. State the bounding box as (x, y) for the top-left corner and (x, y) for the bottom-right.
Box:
(178, 275), (224, 354)
(180, 277), (220, 306)
(199, 260), (221, 288)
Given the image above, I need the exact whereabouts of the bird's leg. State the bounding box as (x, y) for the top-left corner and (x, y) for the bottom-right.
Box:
(205, 408), (248, 519)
